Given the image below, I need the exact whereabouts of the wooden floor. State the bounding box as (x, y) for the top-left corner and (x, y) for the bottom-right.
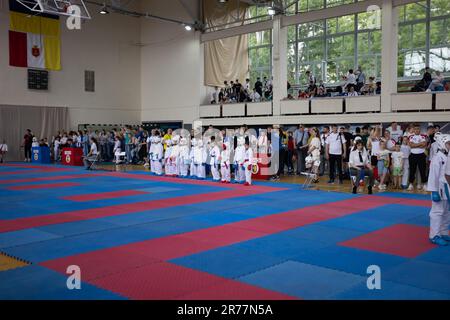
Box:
(96, 163), (429, 196)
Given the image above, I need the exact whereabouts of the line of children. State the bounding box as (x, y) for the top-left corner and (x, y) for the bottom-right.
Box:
(147, 132), (254, 185)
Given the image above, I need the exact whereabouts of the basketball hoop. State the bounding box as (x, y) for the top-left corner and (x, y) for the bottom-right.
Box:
(16, 0), (91, 19)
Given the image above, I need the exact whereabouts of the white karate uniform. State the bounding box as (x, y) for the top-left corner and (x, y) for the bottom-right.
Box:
(244, 147), (254, 185)
(148, 136), (155, 171)
(189, 139), (196, 178)
(194, 142), (207, 179)
(170, 142), (180, 176)
(164, 145), (173, 176)
(427, 150), (450, 239)
(151, 140), (163, 175)
(54, 140), (61, 161)
(179, 138), (190, 177)
(209, 143), (221, 181)
(220, 147), (231, 182)
(234, 144), (246, 183)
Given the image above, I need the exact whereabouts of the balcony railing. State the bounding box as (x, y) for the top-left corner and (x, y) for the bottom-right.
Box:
(199, 92), (450, 119)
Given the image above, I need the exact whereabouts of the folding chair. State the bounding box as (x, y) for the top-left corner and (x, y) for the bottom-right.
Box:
(300, 156), (320, 189)
(115, 151), (126, 165)
(87, 153), (101, 170)
(349, 168), (369, 193)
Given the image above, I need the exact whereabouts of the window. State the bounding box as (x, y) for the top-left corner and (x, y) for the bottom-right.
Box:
(398, 0), (450, 78)
(248, 30), (272, 85)
(288, 10), (381, 85)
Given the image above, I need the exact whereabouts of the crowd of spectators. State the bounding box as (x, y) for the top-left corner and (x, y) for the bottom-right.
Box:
(8, 121), (445, 195)
(210, 77), (273, 104)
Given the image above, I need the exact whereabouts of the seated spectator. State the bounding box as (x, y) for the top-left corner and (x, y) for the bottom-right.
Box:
(83, 137), (99, 169)
(360, 76), (376, 95)
(349, 139), (374, 194)
(318, 80), (327, 93)
(306, 81), (318, 97)
(249, 90), (261, 102)
(346, 85), (359, 97)
(298, 90), (309, 99)
(375, 81), (381, 94)
(0, 139), (8, 163)
(427, 70), (444, 92)
(411, 66), (432, 92)
(316, 86), (327, 97)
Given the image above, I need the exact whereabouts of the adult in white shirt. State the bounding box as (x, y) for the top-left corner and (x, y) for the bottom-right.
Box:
(325, 125), (347, 184)
(210, 86), (219, 104)
(0, 140), (8, 163)
(344, 69), (357, 89)
(386, 121), (403, 143)
(349, 139), (374, 194)
(84, 137), (99, 169)
(407, 124), (428, 191)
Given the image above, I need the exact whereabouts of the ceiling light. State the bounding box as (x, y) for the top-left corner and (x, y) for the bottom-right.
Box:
(184, 25), (192, 31)
(99, 3), (109, 14)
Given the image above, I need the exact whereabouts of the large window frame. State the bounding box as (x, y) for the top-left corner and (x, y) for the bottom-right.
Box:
(398, 0), (450, 79)
(288, 10), (382, 85)
(248, 29), (273, 85)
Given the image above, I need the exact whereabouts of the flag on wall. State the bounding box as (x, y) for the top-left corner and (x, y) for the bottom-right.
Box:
(8, 0), (61, 71)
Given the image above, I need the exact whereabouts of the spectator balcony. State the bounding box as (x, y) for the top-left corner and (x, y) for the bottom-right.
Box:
(199, 91), (450, 124)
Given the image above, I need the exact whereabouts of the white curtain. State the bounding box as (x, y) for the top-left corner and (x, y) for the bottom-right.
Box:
(0, 105), (68, 161)
(203, 0), (249, 87)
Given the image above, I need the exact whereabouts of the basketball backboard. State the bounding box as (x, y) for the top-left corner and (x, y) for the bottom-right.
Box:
(16, 0), (91, 19)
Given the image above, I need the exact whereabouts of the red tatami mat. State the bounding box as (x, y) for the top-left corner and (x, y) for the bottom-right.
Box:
(88, 261), (296, 300)
(63, 190), (149, 202)
(7, 182), (80, 190)
(0, 189), (275, 233)
(41, 247), (160, 281)
(339, 224), (436, 258)
(0, 173), (106, 185)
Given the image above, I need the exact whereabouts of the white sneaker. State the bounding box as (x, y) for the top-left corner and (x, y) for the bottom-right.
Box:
(407, 184), (414, 191)
(417, 184), (423, 190)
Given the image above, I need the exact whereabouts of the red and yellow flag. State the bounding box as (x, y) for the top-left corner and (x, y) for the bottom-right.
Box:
(8, 0), (61, 71)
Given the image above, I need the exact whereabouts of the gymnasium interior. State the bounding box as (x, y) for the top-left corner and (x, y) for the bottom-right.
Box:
(0, 0), (449, 302)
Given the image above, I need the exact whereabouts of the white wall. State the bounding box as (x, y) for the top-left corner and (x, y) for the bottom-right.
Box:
(140, 0), (206, 125)
(0, 1), (141, 129)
